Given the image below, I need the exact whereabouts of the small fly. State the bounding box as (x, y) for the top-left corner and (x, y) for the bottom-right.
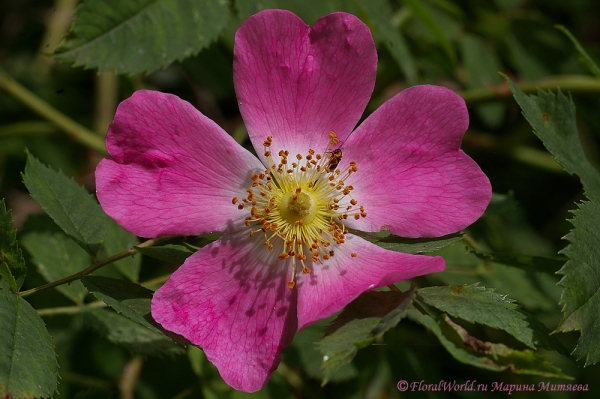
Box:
(325, 148), (343, 172)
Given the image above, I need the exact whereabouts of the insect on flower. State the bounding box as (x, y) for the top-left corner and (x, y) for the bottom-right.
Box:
(325, 131), (345, 172)
(325, 148), (343, 172)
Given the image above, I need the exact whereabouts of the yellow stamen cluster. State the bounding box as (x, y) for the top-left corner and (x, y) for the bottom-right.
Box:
(232, 132), (366, 288)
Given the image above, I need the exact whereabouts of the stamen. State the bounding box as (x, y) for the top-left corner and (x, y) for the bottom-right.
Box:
(233, 132), (366, 288)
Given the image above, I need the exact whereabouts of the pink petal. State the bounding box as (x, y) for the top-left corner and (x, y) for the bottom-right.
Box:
(151, 232), (297, 393)
(234, 10), (377, 161)
(96, 90), (264, 237)
(296, 234), (445, 329)
(342, 85), (492, 237)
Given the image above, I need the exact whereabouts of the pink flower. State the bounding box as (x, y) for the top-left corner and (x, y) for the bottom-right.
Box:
(95, 9), (491, 393)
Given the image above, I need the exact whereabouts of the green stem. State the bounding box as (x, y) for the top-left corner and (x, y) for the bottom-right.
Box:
(36, 274), (172, 316)
(0, 121), (58, 138)
(34, 0), (79, 77)
(170, 384), (201, 399)
(275, 361), (304, 391)
(140, 274), (171, 288)
(511, 146), (564, 173)
(119, 356), (143, 399)
(461, 234), (480, 251)
(387, 284), (401, 292)
(37, 300), (105, 317)
(19, 236), (172, 298)
(0, 68), (107, 153)
(61, 371), (113, 389)
(459, 75), (600, 104)
(94, 71), (119, 135)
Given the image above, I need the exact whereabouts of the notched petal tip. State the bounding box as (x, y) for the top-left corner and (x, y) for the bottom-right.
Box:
(234, 9), (377, 159)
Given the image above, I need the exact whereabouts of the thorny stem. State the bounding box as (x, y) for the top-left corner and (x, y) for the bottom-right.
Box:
(36, 274), (172, 316)
(0, 121), (58, 138)
(458, 75), (600, 105)
(0, 68), (107, 153)
(19, 236), (173, 298)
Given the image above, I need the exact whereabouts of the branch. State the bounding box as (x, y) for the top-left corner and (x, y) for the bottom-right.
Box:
(459, 75), (600, 105)
(19, 236), (173, 298)
(0, 68), (107, 153)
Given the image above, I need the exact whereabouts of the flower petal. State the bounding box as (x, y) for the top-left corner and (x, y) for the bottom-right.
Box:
(343, 85), (492, 237)
(96, 90), (264, 237)
(234, 10), (377, 160)
(296, 234), (445, 329)
(151, 232), (297, 393)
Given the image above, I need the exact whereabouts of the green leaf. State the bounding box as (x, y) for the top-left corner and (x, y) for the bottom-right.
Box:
(81, 276), (185, 346)
(317, 287), (416, 384)
(433, 241), (560, 312)
(0, 289), (59, 399)
(402, 0), (456, 65)
(136, 244), (194, 264)
(355, 0), (418, 84)
(374, 235), (462, 254)
(506, 33), (549, 81)
(83, 308), (183, 356)
(98, 218), (140, 282)
(20, 231), (89, 304)
(507, 76), (600, 365)
(22, 153), (108, 256)
(468, 248), (564, 274)
(411, 311), (571, 379)
(459, 34), (504, 127)
(460, 34), (503, 89)
(505, 77), (600, 198)
(555, 25), (600, 78)
(555, 199), (600, 365)
(53, 0), (231, 75)
(80, 276), (160, 333)
(471, 192), (556, 256)
(287, 318), (357, 382)
(0, 200), (25, 293)
(417, 284), (567, 355)
(235, 0), (351, 25)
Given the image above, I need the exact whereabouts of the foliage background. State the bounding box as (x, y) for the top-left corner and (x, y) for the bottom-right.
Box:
(2, 0), (600, 398)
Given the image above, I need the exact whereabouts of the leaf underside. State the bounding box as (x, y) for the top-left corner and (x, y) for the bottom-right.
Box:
(417, 284), (567, 355)
(412, 311), (570, 379)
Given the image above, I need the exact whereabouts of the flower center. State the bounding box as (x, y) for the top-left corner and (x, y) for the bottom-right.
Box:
(281, 191), (317, 224)
(232, 132), (366, 288)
